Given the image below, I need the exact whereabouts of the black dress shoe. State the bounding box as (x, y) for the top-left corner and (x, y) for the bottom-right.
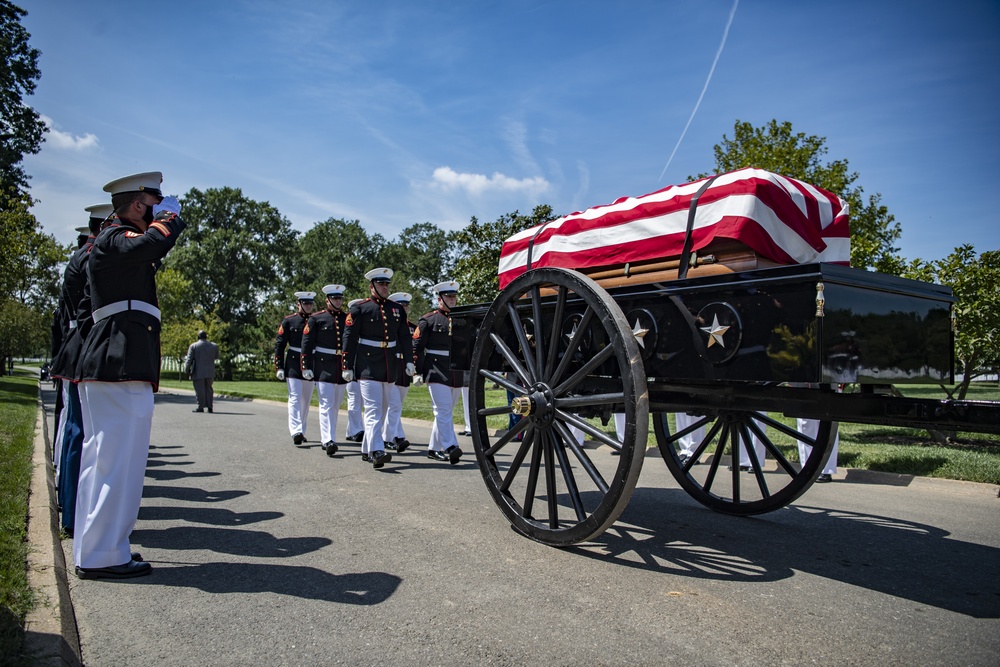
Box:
(76, 559), (152, 580)
(346, 432), (364, 443)
(292, 432), (305, 445)
(457, 430), (472, 436)
(324, 441), (338, 456)
(728, 465), (753, 472)
(445, 445), (463, 465)
(385, 440), (397, 451)
(426, 450), (449, 461)
(361, 453), (371, 463)
(678, 453), (690, 467)
(394, 437), (410, 453)
(371, 450), (392, 469)
(207, 408), (213, 413)
(131, 551), (143, 562)
(816, 473), (833, 483)
(192, 408), (204, 413)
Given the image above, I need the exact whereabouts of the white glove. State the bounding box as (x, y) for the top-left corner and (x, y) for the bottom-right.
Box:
(405, 362), (415, 377)
(302, 369), (314, 381)
(153, 195), (181, 216)
(276, 369), (285, 381)
(412, 375), (423, 386)
(342, 370), (354, 383)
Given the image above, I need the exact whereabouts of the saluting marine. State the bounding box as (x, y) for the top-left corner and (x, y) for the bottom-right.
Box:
(413, 280), (465, 465)
(73, 171), (186, 580)
(300, 284), (349, 457)
(342, 268), (414, 469)
(382, 292), (416, 452)
(50, 203), (113, 536)
(275, 292), (318, 445)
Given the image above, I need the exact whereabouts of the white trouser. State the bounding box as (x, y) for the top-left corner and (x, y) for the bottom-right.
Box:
(345, 381), (363, 437)
(676, 412), (706, 456)
(54, 381), (71, 473)
(359, 380), (390, 454)
(461, 385), (471, 431)
(739, 412), (767, 466)
(316, 382), (347, 444)
(382, 384), (408, 441)
(428, 383), (461, 451)
(286, 377), (315, 436)
(74, 381), (153, 569)
(797, 419), (840, 475)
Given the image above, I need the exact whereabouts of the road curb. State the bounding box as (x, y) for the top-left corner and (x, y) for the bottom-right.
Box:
(24, 393), (82, 666)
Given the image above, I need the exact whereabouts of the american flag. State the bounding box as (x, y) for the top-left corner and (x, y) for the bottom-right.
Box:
(498, 168), (850, 289)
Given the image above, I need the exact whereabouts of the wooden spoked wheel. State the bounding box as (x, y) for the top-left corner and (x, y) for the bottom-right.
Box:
(654, 406), (836, 515)
(468, 268), (648, 546)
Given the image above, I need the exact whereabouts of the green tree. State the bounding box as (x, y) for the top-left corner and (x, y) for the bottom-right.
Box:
(379, 222), (455, 293)
(0, 0), (46, 201)
(451, 205), (553, 304)
(0, 296), (45, 373)
(904, 246), (1000, 402)
(293, 218), (385, 300)
(165, 187), (299, 379)
(695, 119), (904, 273)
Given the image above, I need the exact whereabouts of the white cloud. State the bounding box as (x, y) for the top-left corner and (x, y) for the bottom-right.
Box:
(41, 115), (100, 150)
(431, 166), (549, 197)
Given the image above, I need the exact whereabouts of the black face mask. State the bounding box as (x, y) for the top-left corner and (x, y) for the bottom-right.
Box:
(142, 203), (155, 225)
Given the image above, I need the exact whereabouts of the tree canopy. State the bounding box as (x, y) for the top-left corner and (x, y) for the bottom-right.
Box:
(0, 0), (46, 201)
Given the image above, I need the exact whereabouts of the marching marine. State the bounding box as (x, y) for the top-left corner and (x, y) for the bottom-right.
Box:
(413, 280), (465, 465)
(275, 292), (318, 445)
(382, 292), (416, 452)
(300, 284), (349, 457)
(342, 268), (414, 469)
(343, 298), (365, 442)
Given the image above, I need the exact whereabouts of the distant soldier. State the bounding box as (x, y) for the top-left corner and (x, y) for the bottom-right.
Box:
(383, 291), (415, 452)
(300, 284), (349, 456)
(275, 292), (317, 445)
(413, 280), (465, 465)
(343, 298), (365, 442)
(342, 268), (414, 469)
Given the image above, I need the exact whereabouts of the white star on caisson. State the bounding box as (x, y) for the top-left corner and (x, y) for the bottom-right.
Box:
(700, 314), (730, 348)
(631, 320), (649, 348)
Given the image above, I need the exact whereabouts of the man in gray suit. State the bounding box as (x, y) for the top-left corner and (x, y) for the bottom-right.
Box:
(185, 330), (219, 413)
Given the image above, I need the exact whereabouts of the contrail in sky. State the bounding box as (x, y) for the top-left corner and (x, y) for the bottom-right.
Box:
(658, 0), (739, 183)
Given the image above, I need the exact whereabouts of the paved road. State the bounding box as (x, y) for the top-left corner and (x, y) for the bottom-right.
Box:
(42, 386), (1000, 666)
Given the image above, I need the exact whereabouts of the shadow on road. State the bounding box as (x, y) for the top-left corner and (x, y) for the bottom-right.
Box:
(131, 525), (331, 558)
(564, 486), (1000, 619)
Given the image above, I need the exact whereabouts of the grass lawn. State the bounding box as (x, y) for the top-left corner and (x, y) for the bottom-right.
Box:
(158, 377), (1000, 484)
(0, 370), (40, 662)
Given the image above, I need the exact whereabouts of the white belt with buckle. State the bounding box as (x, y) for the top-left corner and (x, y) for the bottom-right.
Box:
(288, 346), (302, 353)
(426, 349), (449, 356)
(360, 338), (395, 349)
(91, 300), (161, 323)
(315, 346), (341, 355)
(68, 320), (78, 330)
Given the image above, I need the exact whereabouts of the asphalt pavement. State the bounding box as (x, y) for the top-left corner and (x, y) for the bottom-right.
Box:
(27, 383), (1000, 666)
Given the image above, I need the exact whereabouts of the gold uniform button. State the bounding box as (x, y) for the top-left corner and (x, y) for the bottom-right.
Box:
(148, 326), (153, 331)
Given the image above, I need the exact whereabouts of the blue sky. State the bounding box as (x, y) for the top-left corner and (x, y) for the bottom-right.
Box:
(18, 0), (1000, 263)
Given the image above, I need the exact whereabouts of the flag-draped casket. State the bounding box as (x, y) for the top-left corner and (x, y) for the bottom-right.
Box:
(497, 168), (850, 289)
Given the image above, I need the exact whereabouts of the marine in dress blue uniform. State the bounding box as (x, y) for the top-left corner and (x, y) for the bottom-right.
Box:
(73, 172), (186, 579)
(342, 268), (414, 468)
(300, 284), (349, 457)
(343, 298), (365, 442)
(382, 292), (415, 452)
(274, 292), (317, 444)
(413, 280), (465, 465)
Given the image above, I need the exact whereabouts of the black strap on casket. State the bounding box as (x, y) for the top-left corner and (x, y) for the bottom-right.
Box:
(525, 218), (556, 272)
(676, 174), (721, 280)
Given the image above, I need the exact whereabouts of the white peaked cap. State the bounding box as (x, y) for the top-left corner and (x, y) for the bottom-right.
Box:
(348, 299), (365, 308)
(364, 267), (393, 281)
(388, 292), (412, 303)
(74, 225), (90, 234)
(294, 291), (316, 301)
(103, 171), (163, 197)
(322, 284), (346, 296)
(85, 203), (114, 219)
(433, 280), (460, 294)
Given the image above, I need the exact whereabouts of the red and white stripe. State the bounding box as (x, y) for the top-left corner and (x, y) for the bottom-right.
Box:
(498, 168), (850, 289)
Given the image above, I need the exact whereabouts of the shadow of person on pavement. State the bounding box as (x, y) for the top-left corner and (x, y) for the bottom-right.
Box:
(130, 526), (331, 558)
